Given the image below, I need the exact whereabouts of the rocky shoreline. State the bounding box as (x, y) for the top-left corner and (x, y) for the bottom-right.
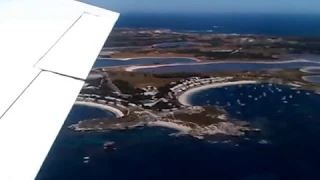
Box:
(75, 67), (320, 140)
(68, 105), (260, 139)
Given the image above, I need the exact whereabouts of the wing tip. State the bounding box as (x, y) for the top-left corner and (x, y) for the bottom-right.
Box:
(73, 0), (120, 18)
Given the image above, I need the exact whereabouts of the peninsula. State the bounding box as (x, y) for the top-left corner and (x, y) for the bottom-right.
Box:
(70, 28), (320, 140)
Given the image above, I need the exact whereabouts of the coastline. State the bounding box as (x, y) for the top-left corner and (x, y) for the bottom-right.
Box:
(302, 75), (320, 84)
(97, 56), (201, 62)
(74, 101), (124, 117)
(147, 120), (192, 133)
(300, 66), (320, 73)
(178, 80), (258, 106)
(125, 59), (318, 72)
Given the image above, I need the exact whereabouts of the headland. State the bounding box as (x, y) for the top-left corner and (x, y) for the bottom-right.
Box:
(70, 28), (320, 140)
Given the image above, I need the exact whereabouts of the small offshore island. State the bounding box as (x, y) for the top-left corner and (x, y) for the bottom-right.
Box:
(70, 28), (320, 140)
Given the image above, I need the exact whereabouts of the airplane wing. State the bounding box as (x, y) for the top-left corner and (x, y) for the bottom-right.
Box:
(0, 0), (119, 179)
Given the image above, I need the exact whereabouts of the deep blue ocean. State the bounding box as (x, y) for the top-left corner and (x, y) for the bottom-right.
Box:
(115, 13), (320, 37)
(37, 83), (320, 180)
(36, 14), (320, 180)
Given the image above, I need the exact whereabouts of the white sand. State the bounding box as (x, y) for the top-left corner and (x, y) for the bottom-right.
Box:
(125, 59), (319, 72)
(98, 57), (200, 61)
(178, 80), (258, 106)
(74, 101), (124, 117)
(300, 66), (320, 73)
(147, 121), (191, 132)
(287, 83), (302, 87)
(125, 63), (195, 72)
(302, 75), (320, 83)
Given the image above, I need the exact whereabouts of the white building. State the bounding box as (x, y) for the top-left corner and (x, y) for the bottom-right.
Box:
(98, 100), (106, 103)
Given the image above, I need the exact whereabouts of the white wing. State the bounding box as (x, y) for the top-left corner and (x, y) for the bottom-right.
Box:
(0, 0), (119, 179)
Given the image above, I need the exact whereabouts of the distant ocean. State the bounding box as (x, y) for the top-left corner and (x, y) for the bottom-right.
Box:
(36, 14), (320, 180)
(115, 13), (320, 37)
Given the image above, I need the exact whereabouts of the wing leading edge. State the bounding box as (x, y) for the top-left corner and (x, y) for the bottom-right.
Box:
(0, 1), (119, 179)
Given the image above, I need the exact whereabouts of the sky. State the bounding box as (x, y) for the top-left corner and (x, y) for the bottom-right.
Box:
(80, 0), (320, 14)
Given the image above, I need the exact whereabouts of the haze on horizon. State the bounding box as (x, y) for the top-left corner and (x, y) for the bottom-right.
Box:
(80, 0), (320, 14)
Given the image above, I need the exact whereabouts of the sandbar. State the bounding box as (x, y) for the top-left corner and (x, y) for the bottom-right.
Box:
(125, 59), (318, 72)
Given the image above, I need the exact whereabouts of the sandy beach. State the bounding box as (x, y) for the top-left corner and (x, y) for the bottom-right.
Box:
(125, 62), (199, 72)
(302, 75), (320, 84)
(178, 80), (258, 106)
(74, 101), (124, 117)
(300, 66), (320, 73)
(98, 56), (201, 62)
(147, 120), (191, 132)
(125, 59), (317, 72)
